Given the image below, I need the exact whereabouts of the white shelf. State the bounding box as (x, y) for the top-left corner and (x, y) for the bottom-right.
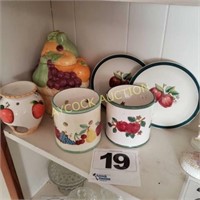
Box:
(32, 180), (120, 200)
(4, 109), (197, 200)
(32, 181), (63, 200)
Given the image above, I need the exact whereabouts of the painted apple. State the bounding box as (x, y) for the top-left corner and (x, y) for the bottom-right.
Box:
(116, 121), (128, 132)
(158, 94), (174, 108)
(109, 76), (122, 88)
(126, 122), (141, 134)
(150, 87), (162, 101)
(0, 105), (14, 123)
(32, 100), (45, 119)
(95, 122), (102, 136)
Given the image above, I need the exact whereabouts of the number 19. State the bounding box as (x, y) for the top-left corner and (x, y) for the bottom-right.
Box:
(100, 153), (130, 170)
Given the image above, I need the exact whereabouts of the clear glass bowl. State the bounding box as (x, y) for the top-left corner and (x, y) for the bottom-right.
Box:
(67, 187), (97, 200)
(48, 161), (86, 195)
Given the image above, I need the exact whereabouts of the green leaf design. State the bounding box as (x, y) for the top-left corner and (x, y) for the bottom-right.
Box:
(112, 117), (118, 123)
(125, 133), (130, 137)
(0, 105), (4, 109)
(79, 129), (87, 135)
(40, 56), (48, 64)
(74, 133), (79, 140)
(155, 84), (164, 92)
(113, 127), (117, 133)
(169, 90), (179, 96)
(163, 83), (167, 88)
(45, 52), (62, 62)
(122, 72), (131, 81)
(108, 122), (112, 127)
(165, 86), (175, 93)
(32, 63), (48, 87)
(113, 71), (123, 80)
(56, 32), (67, 45)
(130, 134), (135, 139)
(128, 117), (136, 122)
(80, 124), (88, 129)
(47, 31), (58, 41)
(141, 121), (146, 127)
(56, 32), (79, 57)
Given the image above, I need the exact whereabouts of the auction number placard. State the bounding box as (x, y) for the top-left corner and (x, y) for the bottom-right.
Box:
(88, 149), (141, 186)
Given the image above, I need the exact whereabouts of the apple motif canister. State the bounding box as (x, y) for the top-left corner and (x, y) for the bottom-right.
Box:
(106, 85), (155, 147)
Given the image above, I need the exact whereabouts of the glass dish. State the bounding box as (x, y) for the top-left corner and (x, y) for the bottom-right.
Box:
(67, 187), (97, 200)
(48, 161), (86, 195)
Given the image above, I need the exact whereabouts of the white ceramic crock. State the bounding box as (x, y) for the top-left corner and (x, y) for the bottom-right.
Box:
(0, 81), (45, 136)
(52, 88), (102, 153)
(106, 85), (155, 147)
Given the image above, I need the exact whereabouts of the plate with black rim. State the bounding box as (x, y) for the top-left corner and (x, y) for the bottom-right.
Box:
(90, 54), (145, 106)
(130, 61), (200, 128)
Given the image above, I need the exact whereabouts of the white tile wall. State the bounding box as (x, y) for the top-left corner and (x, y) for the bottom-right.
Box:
(51, 2), (200, 83)
(127, 3), (169, 63)
(162, 5), (200, 81)
(75, 1), (129, 66)
(1, 1), (200, 198)
(52, 1), (76, 45)
(1, 1), (52, 85)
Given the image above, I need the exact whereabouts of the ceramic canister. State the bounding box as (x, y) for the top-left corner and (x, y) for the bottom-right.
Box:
(106, 85), (155, 147)
(0, 81), (45, 136)
(52, 88), (102, 153)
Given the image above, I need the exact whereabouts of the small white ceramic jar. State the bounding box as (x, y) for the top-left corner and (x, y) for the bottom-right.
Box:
(106, 85), (155, 147)
(0, 81), (45, 136)
(52, 88), (102, 153)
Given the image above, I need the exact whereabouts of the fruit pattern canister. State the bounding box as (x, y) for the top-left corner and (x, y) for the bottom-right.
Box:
(52, 88), (102, 153)
(0, 81), (45, 136)
(106, 85), (155, 147)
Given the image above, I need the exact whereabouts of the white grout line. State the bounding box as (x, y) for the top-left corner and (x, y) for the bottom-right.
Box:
(125, 2), (130, 54)
(160, 4), (170, 60)
(198, 6), (200, 83)
(73, 0), (77, 46)
(50, 0), (55, 31)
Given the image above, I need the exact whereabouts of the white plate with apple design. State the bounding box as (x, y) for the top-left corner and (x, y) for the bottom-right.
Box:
(90, 54), (145, 106)
(130, 61), (200, 128)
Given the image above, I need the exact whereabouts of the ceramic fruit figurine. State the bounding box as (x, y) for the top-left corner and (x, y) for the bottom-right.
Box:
(32, 31), (91, 114)
(0, 81), (45, 136)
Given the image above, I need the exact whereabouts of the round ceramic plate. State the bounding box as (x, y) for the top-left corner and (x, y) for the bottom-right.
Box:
(90, 54), (145, 106)
(130, 61), (200, 128)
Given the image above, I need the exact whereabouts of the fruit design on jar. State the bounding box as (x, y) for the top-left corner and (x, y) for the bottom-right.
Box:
(108, 115), (146, 139)
(0, 103), (14, 124)
(150, 83), (179, 108)
(109, 71), (131, 88)
(31, 100), (45, 119)
(55, 120), (102, 145)
(0, 98), (45, 124)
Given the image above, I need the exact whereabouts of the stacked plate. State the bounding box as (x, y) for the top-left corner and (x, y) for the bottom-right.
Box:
(90, 54), (200, 129)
